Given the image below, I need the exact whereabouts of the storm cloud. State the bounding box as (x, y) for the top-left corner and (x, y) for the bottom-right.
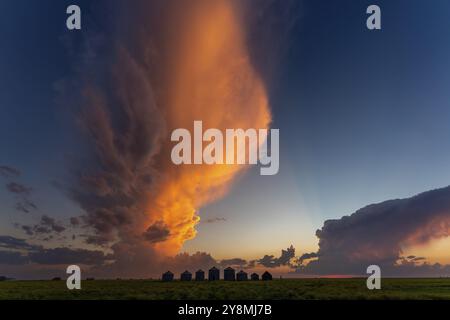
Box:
(143, 221), (170, 243)
(58, 0), (286, 279)
(298, 186), (450, 276)
(258, 245), (296, 268)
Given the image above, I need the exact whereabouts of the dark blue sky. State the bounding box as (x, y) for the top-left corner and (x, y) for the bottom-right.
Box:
(2, 1), (450, 258)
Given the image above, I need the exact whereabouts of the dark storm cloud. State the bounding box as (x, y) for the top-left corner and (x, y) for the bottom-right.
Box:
(64, 30), (167, 247)
(165, 251), (218, 274)
(85, 241), (219, 279)
(297, 252), (319, 264)
(28, 0), (301, 279)
(143, 221), (170, 243)
(0, 165), (21, 179)
(297, 186), (450, 276)
(0, 232), (296, 278)
(258, 245), (295, 268)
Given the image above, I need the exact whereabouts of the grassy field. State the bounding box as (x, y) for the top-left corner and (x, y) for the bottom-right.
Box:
(1, 278), (450, 300)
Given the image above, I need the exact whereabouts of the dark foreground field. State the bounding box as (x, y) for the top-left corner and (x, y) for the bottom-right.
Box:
(1, 278), (450, 300)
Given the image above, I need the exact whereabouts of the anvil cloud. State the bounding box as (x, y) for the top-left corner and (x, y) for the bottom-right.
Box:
(68, 0), (271, 275)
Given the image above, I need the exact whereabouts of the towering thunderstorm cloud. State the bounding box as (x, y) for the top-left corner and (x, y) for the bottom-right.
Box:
(70, 0), (271, 274)
(298, 186), (450, 276)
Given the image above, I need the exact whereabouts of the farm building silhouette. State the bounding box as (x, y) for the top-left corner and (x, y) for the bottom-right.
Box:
(161, 268), (272, 281)
(224, 267), (236, 281)
(250, 273), (259, 280)
(162, 271), (174, 281)
(208, 267), (220, 281)
(195, 269), (205, 281)
(236, 270), (248, 281)
(180, 270), (192, 281)
(262, 271), (272, 281)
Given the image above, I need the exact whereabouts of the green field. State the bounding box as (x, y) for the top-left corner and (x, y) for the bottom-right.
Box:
(1, 278), (450, 300)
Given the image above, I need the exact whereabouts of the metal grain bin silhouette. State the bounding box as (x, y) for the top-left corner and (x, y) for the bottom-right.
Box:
(162, 271), (174, 281)
(180, 270), (192, 281)
(250, 273), (259, 280)
(236, 270), (248, 281)
(262, 271), (272, 281)
(208, 266), (220, 281)
(223, 267), (236, 281)
(195, 269), (205, 281)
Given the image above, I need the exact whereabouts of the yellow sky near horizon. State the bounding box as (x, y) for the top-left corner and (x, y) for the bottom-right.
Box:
(403, 237), (450, 265)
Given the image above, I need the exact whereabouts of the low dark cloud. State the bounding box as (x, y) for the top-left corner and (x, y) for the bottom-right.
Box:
(0, 235), (108, 268)
(0, 251), (28, 265)
(219, 258), (247, 268)
(0, 234), (298, 279)
(297, 186), (450, 276)
(0, 235), (40, 251)
(28, 247), (107, 265)
(142, 221), (170, 243)
(0, 165), (20, 179)
(258, 245), (295, 268)
(297, 252), (319, 264)
(166, 252), (218, 274)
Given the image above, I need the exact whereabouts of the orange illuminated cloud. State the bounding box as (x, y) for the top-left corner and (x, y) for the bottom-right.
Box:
(144, 0), (271, 255)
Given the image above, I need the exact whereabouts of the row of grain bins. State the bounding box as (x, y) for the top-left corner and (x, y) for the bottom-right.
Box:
(162, 267), (272, 281)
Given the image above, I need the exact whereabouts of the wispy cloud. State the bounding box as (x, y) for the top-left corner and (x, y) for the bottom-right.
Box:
(6, 182), (32, 196)
(203, 217), (227, 224)
(0, 166), (37, 213)
(0, 165), (20, 179)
